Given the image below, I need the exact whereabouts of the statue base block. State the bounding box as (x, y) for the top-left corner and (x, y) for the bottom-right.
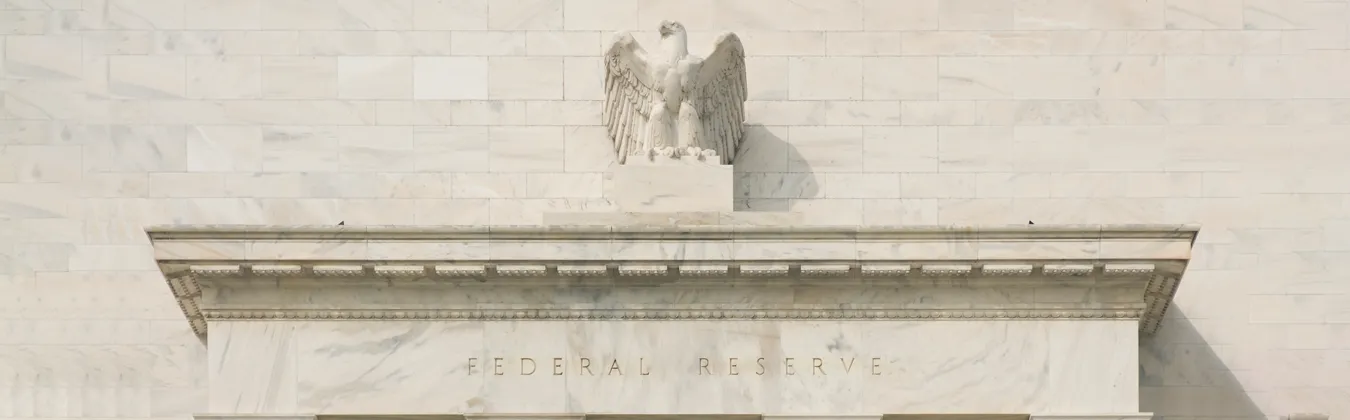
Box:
(613, 157), (732, 212)
(544, 211), (802, 226)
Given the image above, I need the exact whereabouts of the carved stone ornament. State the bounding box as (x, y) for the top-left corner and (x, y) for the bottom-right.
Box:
(603, 20), (748, 164)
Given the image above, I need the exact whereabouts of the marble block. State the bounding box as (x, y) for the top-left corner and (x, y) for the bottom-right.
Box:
(543, 211), (803, 226)
(613, 157), (733, 212)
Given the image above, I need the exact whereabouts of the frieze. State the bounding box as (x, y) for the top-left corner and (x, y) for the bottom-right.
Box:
(464, 356), (890, 377)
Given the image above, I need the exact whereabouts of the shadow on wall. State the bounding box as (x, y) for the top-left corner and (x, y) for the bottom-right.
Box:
(1141, 307), (1265, 420)
(731, 124), (818, 211)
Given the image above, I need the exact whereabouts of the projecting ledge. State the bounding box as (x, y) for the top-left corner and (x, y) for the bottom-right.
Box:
(148, 224), (1197, 340)
(146, 224), (1199, 262)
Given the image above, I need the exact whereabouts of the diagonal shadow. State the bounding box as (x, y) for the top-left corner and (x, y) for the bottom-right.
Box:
(731, 124), (819, 211)
(1140, 306), (1266, 420)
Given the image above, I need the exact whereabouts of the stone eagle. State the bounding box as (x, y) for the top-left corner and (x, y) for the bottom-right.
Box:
(602, 20), (747, 165)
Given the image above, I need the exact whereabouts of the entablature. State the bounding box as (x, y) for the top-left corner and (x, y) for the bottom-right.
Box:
(147, 224), (1198, 340)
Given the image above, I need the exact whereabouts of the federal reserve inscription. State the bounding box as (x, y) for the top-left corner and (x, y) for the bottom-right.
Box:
(468, 357), (886, 376)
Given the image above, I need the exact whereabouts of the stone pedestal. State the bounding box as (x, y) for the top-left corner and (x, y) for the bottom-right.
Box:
(547, 156), (798, 226)
(543, 211), (802, 226)
(613, 156), (732, 212)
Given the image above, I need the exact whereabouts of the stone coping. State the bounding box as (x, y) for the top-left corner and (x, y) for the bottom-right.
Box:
(147, 224), (1197, 339)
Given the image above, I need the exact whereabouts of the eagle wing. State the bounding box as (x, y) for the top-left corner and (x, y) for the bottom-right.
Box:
(689, 32), (748, 165)
(602, 32), (658, 164)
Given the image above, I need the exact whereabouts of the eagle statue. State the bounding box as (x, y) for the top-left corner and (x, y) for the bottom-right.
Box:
(602, 20), (748, 165)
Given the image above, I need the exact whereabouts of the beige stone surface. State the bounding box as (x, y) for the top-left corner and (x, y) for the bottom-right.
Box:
(2, 0), (1349, 419)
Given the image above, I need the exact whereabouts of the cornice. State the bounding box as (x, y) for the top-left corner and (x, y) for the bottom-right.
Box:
(202, 308), (1146, 321)
(146, 224), (1201, 242)
(149, 224), (1197, 340)
(180, 261), (1161, 279)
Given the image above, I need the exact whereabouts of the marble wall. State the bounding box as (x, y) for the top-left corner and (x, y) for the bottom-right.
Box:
(208, 320), (1138, 415)
(1, 0), (1349, 419)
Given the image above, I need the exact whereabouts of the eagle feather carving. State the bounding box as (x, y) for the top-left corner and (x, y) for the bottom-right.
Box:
(603, 20), (748, 165)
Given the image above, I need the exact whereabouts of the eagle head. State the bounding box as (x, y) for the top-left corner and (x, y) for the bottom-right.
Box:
(658, 20), (684, 38)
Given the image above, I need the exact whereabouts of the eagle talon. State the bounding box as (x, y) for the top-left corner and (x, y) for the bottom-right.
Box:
(683, 147), (705, 160)
(651, 146), (677, 159)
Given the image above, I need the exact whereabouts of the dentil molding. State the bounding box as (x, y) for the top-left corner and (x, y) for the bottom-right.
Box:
(148, 224), (1197, 339)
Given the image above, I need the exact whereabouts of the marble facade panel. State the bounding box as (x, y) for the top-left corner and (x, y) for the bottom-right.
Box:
(207, 322), (297, 413)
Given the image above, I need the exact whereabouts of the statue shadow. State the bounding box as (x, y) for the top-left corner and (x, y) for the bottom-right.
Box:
(1140, 306), (1267, 420)
(732, 124), (818, 212)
